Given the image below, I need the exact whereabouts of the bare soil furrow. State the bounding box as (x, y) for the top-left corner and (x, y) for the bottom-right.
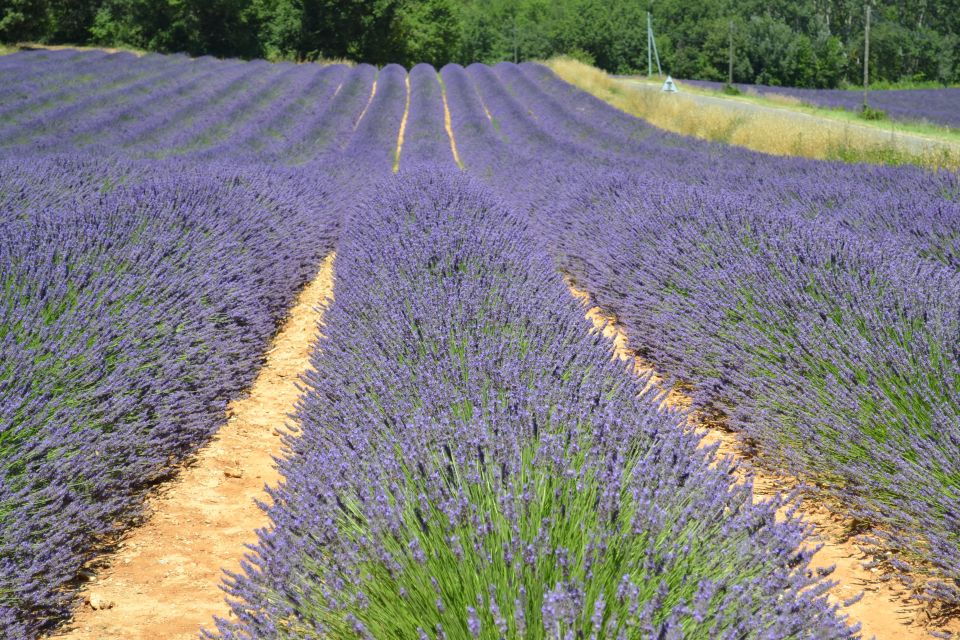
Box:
(50, 254), (336, 640)
(567, 280), (959, 640)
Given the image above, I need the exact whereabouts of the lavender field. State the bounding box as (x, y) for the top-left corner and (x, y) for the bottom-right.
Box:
(2, 48), (959, 639)
(684, 78), (960, 129)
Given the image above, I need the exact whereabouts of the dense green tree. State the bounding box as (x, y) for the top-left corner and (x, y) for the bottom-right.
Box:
(90, 0), (258, 57)
(284, 0), (403, 63)
(397, 0), (459, 67)
(784, 33), (816, 86)
(194, 0), (260, 58)
(0, 0), (48, 42)
(2, 0), (958, 86)
(937, 33), (958, 84)
(46, 0), (97, 43)
(585, 0), (645, 73)
(90, 0), (199, 54)
(248, 0), (300, 60)
(814, 35), (846, 88)
(743, 14), (794, 85)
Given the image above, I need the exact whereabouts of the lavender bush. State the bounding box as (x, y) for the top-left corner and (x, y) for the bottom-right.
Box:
(443, 59), (960, 609)
(0, 50), (409, 638)
(0, 156), (341, 637)
(0, 53), (192, 149)
(211, 169), (853, 639)
(538, 177), (960, 601)
(402, 64), (453, 164)
(332, 63), (408, 173)
(0, 50), (141, 124)
(3, 48), (958, 638)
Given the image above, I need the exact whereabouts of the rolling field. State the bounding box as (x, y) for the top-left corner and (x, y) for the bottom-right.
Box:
(2, 48), (960, 639)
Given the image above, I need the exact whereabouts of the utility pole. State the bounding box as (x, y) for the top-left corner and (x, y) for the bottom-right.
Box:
(646, 11), (662, 77)
(652, 22), (661, 75)
(728, 20), (734, 85)
(647, 12), (653, 77)
(863, 3), (871, 110)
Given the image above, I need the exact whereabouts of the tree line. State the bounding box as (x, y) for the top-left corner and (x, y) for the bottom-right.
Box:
(2, 0), (957, 87)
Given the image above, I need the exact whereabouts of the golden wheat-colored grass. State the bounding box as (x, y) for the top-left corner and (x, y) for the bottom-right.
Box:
(545, 56), (960, 170)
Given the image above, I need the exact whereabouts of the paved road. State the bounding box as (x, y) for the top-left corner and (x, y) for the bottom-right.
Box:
(617, 78), (960, 160)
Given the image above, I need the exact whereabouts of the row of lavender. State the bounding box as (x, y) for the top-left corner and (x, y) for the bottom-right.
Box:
(0, 49), (379, 165)
(0, 156), (343, 637)
(442, 60), (960, 612)
(683, 77), (960, 129)
(0, 52), (415, 638)
(210, 168), (855, 639)
(0, 51), (444, 172)
(3, 52), (862, 638)
(5, 47), (957, 636)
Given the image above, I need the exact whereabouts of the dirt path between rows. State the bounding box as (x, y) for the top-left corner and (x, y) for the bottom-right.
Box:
(393, 73), (411, 172)
(568, 281), (959, 640)
(439, 76), (463, 168)
(354, 77), (378, 130)
(51, 253), (336, 640)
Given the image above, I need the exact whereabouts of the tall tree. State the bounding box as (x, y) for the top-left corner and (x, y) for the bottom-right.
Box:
(0, 0), (49, 42)
(2, 0), (957, 86)
(47, 0), (100, 43)
(398, 0), (460, 67)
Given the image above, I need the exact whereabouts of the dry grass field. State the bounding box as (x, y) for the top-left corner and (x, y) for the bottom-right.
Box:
(546, 56), (960, 170)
